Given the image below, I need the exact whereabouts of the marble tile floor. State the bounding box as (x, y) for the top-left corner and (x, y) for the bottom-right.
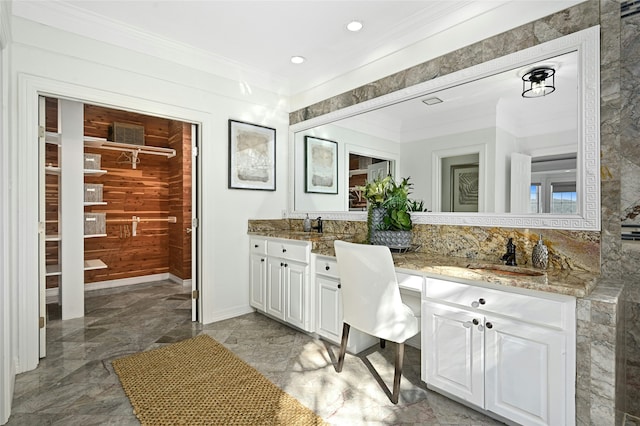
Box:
(6, 280), (505, 425)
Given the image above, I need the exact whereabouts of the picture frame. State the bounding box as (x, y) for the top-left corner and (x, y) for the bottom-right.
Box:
(451, 164), (479, 212)
(305, 136), (338, 194)
(228, 119), (276, 191)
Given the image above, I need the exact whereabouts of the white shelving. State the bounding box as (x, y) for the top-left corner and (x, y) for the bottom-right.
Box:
(84, 259), (108, 271)
(83, 202), (107, 206)
(84, 137), (176, 158)
(45, 264), (61, 276)
(84, 233), (107, 239)
(45, 235), (61, 242)
(45, 131), (61, 145)
(45, 166), (61, 175)
(83, 169), (107, 176)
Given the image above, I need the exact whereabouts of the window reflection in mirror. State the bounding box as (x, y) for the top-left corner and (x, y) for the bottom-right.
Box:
(529, 154), (577, 214)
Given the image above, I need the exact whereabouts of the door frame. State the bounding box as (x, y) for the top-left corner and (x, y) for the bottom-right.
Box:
(20, 74), (207, 370)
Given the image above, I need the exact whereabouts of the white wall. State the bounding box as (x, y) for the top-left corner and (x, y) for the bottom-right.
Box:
(0, 2), (13, 423)
(400, 128), (496, 213)
(4, 16), (289, 420)
(400, 126), (577, 214)
(293, 123), (399, 212)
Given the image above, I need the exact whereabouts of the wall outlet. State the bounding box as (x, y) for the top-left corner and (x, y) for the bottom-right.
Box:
(281, 209), (287, 219)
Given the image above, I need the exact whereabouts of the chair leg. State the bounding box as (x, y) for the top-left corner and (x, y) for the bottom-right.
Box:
(391, 342), (405, 404)
(336, 323), (350, 373)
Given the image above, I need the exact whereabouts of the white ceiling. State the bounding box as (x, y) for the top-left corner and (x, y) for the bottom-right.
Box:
(11, 0), (582, 97)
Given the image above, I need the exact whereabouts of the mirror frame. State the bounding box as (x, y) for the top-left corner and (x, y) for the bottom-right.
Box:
(288, 26), (600, 231)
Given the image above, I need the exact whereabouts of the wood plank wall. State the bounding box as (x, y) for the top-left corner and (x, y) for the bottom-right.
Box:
(44, 98), (192, 287)
(168, 121), (192, 280)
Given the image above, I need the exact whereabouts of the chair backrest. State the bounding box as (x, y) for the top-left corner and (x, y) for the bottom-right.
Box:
(334, 240), (407, 339)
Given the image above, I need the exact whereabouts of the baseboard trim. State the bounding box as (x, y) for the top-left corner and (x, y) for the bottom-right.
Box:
(168, 273), (192, 287)
(203, 305), (254, 325)
(46, 273), (175, 303)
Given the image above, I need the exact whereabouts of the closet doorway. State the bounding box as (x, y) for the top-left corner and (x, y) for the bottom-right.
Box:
(38, 96), (199, 357)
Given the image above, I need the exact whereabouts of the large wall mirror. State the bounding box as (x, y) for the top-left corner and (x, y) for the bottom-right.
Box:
(289, 26), (600, 230)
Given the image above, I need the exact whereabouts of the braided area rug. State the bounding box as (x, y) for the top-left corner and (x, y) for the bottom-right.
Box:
(112, 334), (327, 425)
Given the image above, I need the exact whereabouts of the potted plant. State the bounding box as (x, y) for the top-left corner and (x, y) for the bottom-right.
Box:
(358, 175), (421, 249)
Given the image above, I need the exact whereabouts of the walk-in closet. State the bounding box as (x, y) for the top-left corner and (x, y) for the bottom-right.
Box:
(42, 97), (194, 321)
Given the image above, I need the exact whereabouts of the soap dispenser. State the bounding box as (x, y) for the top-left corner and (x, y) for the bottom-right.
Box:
(303, 214), (311, 232)
(532, 234), (549, 269)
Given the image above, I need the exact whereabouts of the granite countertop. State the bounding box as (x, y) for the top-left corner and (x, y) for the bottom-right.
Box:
(248, 230), (345, 242)
(248, 231), (599, 298)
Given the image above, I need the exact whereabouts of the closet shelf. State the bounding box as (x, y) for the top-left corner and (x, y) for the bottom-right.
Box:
(84, 137), (176, 158)
(84, 233), (107, 239)
(45, 131), (61, 145)
(84, 259), (108, 271)
(84, 202), (107, 207)
(45, 264), (61, 276)
(45, 235), (61, 242)
(45, 166), (61, 175)
(84, 169), (107, 176)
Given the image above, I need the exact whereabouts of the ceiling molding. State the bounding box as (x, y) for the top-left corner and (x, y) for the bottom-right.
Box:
(11, 0), (289, 94)
(0, 1), (10, 49)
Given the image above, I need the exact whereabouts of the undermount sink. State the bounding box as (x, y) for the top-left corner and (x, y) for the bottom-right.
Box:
(466, 263), (545, 277)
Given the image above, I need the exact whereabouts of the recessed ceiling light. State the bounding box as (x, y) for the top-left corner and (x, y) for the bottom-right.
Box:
(346, 20), (363, 32)
(422, 97), (443, 105)
(291, 56), (305, 64)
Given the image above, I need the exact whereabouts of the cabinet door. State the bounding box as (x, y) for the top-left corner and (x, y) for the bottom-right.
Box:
(316, 275), (341, 343)
(423, 301), (484, 407)
(249, 253), (267, 311)
(485, 316), (566, 426)
(266, 257), (285, 320)
(284, 261), (309, 330)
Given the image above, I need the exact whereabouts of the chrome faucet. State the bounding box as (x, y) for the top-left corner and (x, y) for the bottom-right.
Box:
(311, 216), (323, 233)
(501, 238), (517, 266)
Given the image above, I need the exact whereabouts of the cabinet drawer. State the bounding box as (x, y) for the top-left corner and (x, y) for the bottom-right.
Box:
(315, 256), (339, 279)
(267, 239), (309, 263)
(397, 272), (423, 293)
(250, 237), (267, 255)
(425, 277), (571, 330)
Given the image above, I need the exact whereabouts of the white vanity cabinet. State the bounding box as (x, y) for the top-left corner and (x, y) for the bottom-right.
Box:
(313, 255), (421, 353)
(422, 276), (576, 426)
(251, 238), (312, 332)
(249, 237), (268, 311)
(314, 255), (342, 343)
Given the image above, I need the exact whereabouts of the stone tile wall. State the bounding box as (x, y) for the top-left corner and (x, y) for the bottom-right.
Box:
(621, 1), (640, 417)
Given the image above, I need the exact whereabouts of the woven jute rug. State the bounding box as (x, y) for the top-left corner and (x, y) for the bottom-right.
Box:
(112, 334), (327, 425)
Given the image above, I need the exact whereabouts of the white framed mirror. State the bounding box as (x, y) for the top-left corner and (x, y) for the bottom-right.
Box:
(289, 26), (600, 230)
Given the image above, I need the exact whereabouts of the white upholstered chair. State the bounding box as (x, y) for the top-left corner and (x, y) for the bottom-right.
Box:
(333, 240), (420, 404)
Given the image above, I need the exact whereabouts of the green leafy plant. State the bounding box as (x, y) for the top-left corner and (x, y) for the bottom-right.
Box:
(358, 175), (422, 232)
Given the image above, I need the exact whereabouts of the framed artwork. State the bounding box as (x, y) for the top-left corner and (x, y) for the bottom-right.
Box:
(305, 136), (338, 194)
(228, 119), (276, 191)
(451, 164), (479, 212)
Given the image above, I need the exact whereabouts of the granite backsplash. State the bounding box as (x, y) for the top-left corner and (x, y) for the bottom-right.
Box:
(248, 219), (601, 274)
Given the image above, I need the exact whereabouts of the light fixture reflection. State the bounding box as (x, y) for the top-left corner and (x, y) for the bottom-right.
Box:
(522, 67), (555, 98)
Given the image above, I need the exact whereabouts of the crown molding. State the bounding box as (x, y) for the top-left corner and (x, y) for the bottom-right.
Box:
(11, 0), (289, 95)
(0, 1), (10, 49)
